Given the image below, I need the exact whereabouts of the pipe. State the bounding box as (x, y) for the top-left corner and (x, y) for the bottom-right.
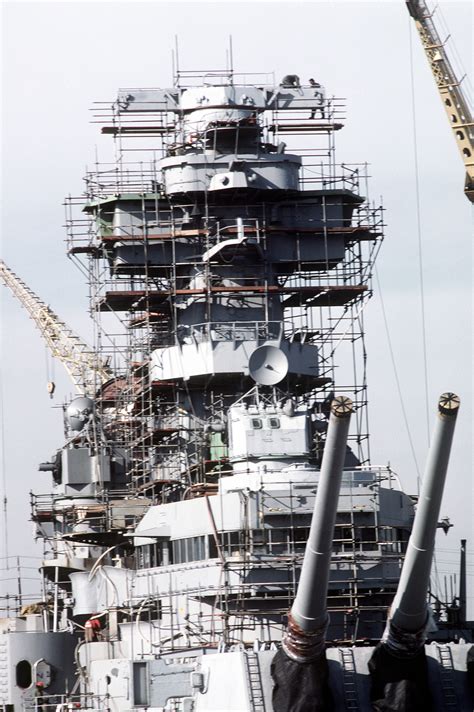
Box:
(282, 396), (352, 661)
(459, 539), (467, 624)
(385, 392), (460, 652)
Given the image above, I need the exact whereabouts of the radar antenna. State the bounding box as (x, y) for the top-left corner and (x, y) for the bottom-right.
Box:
(0, 259), (113, 395)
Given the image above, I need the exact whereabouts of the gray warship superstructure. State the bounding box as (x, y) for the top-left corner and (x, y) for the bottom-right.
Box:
(1, 68), (473, 711)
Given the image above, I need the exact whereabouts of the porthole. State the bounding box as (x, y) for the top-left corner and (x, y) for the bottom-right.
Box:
(251, 418), (262, 429)
(16, 660), (32, 689)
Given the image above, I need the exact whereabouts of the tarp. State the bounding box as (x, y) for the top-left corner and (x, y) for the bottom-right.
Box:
(467, 645), (474, 699)
(368, 642), (432, 712)
(271, 649), (334, 712)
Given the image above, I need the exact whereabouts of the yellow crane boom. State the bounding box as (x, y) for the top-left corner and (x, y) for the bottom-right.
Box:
(0, 259), (114, 395)
(406, 0), (474, 201)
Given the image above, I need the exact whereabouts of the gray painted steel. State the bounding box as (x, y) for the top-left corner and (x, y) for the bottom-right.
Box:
(2, 67), (469, 712)
(290, 397), (352, 632)
(390, 393), (460, 634)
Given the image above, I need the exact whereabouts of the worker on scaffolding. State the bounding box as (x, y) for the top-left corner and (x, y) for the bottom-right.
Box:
(34, 682), (49, 712)
(309, 78), (325, 119)
(280, 74), (301, 88)
(84, 615), (103, 642)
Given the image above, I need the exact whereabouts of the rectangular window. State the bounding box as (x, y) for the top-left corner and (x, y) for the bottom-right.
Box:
(172, 540), (180, 564)
(208, 535), (218, 559)
(132, 662), (149, 706)
(194, 536), (205, 561)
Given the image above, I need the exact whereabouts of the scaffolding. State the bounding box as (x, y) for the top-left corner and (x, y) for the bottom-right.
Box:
(64, 75), (384, 498)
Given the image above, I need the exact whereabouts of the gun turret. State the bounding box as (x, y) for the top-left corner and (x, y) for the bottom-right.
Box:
(271, 396), (352, 711)
(369, 392), (460, 711)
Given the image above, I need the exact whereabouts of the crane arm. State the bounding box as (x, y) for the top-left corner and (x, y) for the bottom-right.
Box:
(0, 259), (114, 395)
(406, 0), (474, 201)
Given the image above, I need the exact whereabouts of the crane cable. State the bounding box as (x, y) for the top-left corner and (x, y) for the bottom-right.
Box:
(409, 13), (436, 599)
(408, 15), (431, 449)
(375, 268), (421, 486)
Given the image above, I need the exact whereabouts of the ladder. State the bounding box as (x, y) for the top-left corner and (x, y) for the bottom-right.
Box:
(339, 647), (359, 710)
(245, 651), (266, 711)
(436, 644), (459, 711)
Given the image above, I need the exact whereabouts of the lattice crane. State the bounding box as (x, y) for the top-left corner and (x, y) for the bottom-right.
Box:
(0, 259), (114, 395)
(406, 0), (474, 202)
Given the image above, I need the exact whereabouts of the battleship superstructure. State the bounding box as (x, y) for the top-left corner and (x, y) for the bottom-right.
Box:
(1, 66), (473, 711)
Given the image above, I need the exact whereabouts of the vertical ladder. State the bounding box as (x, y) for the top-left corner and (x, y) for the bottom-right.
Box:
(0, 638), (8, 704)
(245, 651), (266, 711)
(436, 644), (459, 711)
(339, 647), (359, 710)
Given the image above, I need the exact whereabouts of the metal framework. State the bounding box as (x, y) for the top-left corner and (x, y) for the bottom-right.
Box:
(0, 260), (114, 395)
(407, 0), (474, 200)
(65, 75), (384, 498)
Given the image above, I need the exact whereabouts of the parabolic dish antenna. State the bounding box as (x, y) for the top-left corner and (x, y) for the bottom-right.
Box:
(66, 396), (94, 432)
(248, 345), (289, 386)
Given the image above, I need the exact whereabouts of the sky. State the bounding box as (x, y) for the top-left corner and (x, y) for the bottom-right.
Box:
(1, 1), (473, 611)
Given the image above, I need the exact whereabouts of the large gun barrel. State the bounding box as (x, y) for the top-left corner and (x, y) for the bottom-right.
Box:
(283, 395), (353, 661)
(387, 392), (460, 648)
(369, 393), (460, 710)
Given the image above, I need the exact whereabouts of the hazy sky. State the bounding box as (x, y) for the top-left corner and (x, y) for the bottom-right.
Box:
(1, 1), (472, 610)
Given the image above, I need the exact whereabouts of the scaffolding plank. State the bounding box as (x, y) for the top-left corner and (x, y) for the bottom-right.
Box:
(100, 229), (208, 243)
(268, 122), (344, 133)
(96, 225), (380, 245)
(101, 125), (174, 135)
(96, 284), (366, 311)
(96, 291), (170, 312)
(281, 285), (367, 307)
(68, 245), (102, 256)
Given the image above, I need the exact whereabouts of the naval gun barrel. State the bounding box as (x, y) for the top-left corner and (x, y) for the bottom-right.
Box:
(283, 396), (353, 661)
(386, 392), (460, 651)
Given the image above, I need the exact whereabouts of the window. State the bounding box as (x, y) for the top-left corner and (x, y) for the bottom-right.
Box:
(135, 600), (162, 622)
(268, 528), (288, 554)
(251, 418), (262, 429)
(132, 662), (149, 707)
(136, 543), (163, 569)
(252, 529), (267, 553)
(209, 536), (218, 559)
(293, 527), (310, 553)
(268, 417), (280, 429)
(221, 531), (241, 555)
(171, 536), (207, 564)
(16, 660), (32, 689)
